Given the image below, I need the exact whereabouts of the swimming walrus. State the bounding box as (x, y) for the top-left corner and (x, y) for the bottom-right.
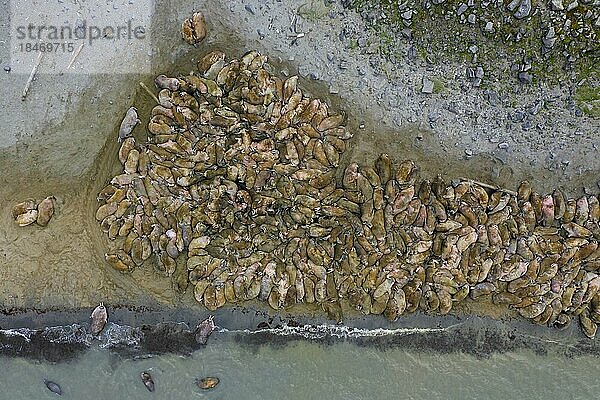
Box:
(141, 371), (155, 392)
(90, 303), (108, 336)
(194, 315), (215, 345)
(196, 376), (219, 390)
(44, 379), (62, 395)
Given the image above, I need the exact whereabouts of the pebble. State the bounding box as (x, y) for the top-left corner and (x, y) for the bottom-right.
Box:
(466, 67), (476, 79)
(566, 1), (578, 11)
(3, 65), (10, 73)
(514, 0), (532, 19)
(551, 0), (564, 10)
(484, 21), (494, 33)
(401, 10), (413, 19)
(421, 77), (434, 94)
(507, 0), (520, 11)
(484, 90), (499, 106)
(512, 110), (525, 122)
(498, 142), (509, 149)
(529, 100), (544, 115)
(244, 4), (255, 14)
(407, 46), (417, 60)
(467, 14), (476, 23)
(518, 71), (532, 84)
(457, 3), (468, 15)
(475, 66), (484, 79)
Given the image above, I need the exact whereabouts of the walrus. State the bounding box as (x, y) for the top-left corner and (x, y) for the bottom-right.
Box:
(141, 371), (155, 392)
(36, 195), (56, 227)
(44, 379), (62, 395)
(194, 315), (215, 345)
(90, 303), (108, 336)
(118, 107), (140, 142)
(196, 376), (219, 390)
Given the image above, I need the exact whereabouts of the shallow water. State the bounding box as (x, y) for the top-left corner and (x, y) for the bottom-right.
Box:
(2, 324), (598, 400)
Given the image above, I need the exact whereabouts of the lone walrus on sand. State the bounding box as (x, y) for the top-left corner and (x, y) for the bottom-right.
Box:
(118, 107), (140, 142)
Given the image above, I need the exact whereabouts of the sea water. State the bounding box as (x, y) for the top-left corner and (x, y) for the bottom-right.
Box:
(1, 322), (598, 400)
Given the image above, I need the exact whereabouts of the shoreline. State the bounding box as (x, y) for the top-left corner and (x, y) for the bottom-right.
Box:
(1, 304), (597, 362)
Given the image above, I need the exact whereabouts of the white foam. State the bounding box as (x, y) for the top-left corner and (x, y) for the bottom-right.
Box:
(98, 322), (143, 350)
(218, 322), (463, 340)
(0, 328), (34, 342)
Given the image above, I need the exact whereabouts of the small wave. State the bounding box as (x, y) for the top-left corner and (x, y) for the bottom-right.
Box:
(43, 324), (90, 345)
(0, 328), (34, 342)
(218, 322), (463, 340)
(98, 323), (143, 350)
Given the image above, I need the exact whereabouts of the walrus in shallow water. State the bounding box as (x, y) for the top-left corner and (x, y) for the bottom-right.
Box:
(196, 376), (219, 389)
(194, 315), (215, 345)
(90, 303), (108, 336)
(44, 379), (62, 395)
(141, 371), (155, 392)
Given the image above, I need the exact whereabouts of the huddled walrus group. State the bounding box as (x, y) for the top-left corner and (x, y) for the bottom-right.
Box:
(96, 47), (600, 339)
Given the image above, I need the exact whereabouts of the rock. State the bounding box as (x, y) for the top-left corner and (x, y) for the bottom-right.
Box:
(421, 77), (434, 94)
(566, 1), (578, 11)
(514, 0), (532, 18)
(550, 0), (564, 10)
(401, 10), (413, 19)
(507, 0), (520, 10)
(457, 3), (468, 15)
(467, 14), (476, 23)
(244, 4), (255, 14)
(498, 142), (509, 149)
(543, 27), (557, 48)
(484, 21), (494, 33)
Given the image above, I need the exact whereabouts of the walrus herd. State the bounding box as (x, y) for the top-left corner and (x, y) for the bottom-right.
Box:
(96, 48), (600, 339)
